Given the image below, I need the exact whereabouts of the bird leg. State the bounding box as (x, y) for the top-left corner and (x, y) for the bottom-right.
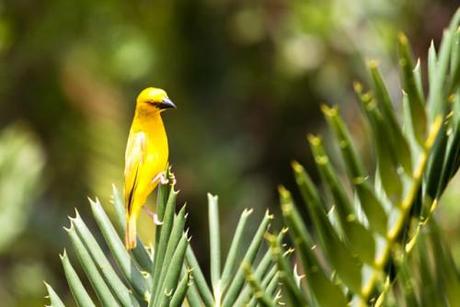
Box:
(142, 206), (163, 225)
(151, 171), (168, 186)
(143, 171), (168, 225)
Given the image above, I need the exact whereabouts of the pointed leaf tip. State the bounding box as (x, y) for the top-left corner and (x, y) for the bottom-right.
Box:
(207, 193), (218, 201)
(73, 208), (81, 219)
(86, 196), (95, 204)
(277, 185), (288, 195)
(265, 210), (274, 220)
(320, 104), (338, 117)
(63, 221), (74, 233)
(59, 249), (67, 260)
(307, 134), (321, 145)
(399, 32), (408, 44)
(353, 81), (363, 93)
(367, 59), (379, 68)
(290, 160), (303, 173)
(242, 208), (254, 217)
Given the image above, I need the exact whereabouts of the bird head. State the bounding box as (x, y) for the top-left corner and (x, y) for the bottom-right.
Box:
(136, 87), (176, 112)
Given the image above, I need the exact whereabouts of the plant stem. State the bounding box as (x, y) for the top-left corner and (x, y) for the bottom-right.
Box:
(359, 116), (442, 305)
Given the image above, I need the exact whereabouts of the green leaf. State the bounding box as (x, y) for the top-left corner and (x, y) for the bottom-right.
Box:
(450, 28), (460, 92)
(186, 281), (205, 307)
(414, 59), (424, 100)
(264, 271), (280, 302)
(291, 162), (363, 293)
(428, 8), (460, 118)
(152, 205), (187, 302)
(151, 188), (178, 298)
(396, 258), (419, 307)
(242, 262), (277, 307)
(440, 119), (460, 194)
(402, 92), (422, 156)
(291, 161), (328, 240)
(186, 247), (214, 307)
(308, 135), (375, 264)
(429, 222), (460, 305)
(424, 13), (460, 200)
(207, 193), (221, 300)
(321, 105), (365, 177)
(156, 168), (174, 222)
(355, 183), (388, 235)
(151, 169), (176, 282)
(424, 125), (448, 200)
(222, 211), (273, 307)
(260, 265), (278, 296)
(307, 135), (354, 222)
(428, 40), (438, 86)
(71, 209), (143, 305)
(111, 185), (125, 235)
(60, 250), (95, 307)
(368, 62), (413, 174)
(279, 186), (351, 304)
(235, 249), (274, 306)
(361, 116), (443, 302)
(170, 270), (190, 307)
(266, 232), (308, 306)
(65, 223), (119, 306)
(417, 233), (438, 305)
(85, 200), (149, 300)
(321, 105), (388, 235)
(354, 83), (403, 199)
(154, 233), (189, 307)
(246, 265), (279, 307)
(399, 33), (427, 143)
(221, 208), (253, 289)
(44, 282), (66, 307)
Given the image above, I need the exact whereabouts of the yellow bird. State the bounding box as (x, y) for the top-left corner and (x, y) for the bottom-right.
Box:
(124, 87), (176, 250)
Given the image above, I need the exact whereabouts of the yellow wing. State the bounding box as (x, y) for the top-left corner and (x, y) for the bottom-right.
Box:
(124, 131), (145, 213)
(124, 130), (166, 215)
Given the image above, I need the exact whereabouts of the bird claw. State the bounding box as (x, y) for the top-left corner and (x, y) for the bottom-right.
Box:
(142, 207), (164, 225)
(152, 171), (168, 185)
(154, 213), (163, 225)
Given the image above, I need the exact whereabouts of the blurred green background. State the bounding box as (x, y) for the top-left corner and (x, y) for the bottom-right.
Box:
(0, 0), (459, 305)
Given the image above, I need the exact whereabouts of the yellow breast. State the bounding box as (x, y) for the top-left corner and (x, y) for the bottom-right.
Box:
(133, 111), (169, 174)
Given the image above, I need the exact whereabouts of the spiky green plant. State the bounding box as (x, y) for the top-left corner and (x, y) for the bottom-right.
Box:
(250, 8), (460, 307)
(45, 170), (278, 306)
(45, 8), (460, 307)
(382, 219), (460, 306)
(184, 195), (280, 307)
(45, 171), (190, 307)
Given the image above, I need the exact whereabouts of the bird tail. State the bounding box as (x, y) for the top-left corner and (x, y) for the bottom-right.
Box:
(125, 213), (137, 250)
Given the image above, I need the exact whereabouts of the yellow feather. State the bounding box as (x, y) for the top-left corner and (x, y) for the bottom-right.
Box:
(124, 87), (174, 249)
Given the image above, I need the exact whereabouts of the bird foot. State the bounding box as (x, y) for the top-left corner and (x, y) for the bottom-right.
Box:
(151, 171), (168, 186)
(153, 213), (163, 225)
(142, 207), (164, 225)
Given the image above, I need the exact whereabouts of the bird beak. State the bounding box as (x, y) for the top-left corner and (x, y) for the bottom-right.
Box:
(158, 97), (176, 110)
